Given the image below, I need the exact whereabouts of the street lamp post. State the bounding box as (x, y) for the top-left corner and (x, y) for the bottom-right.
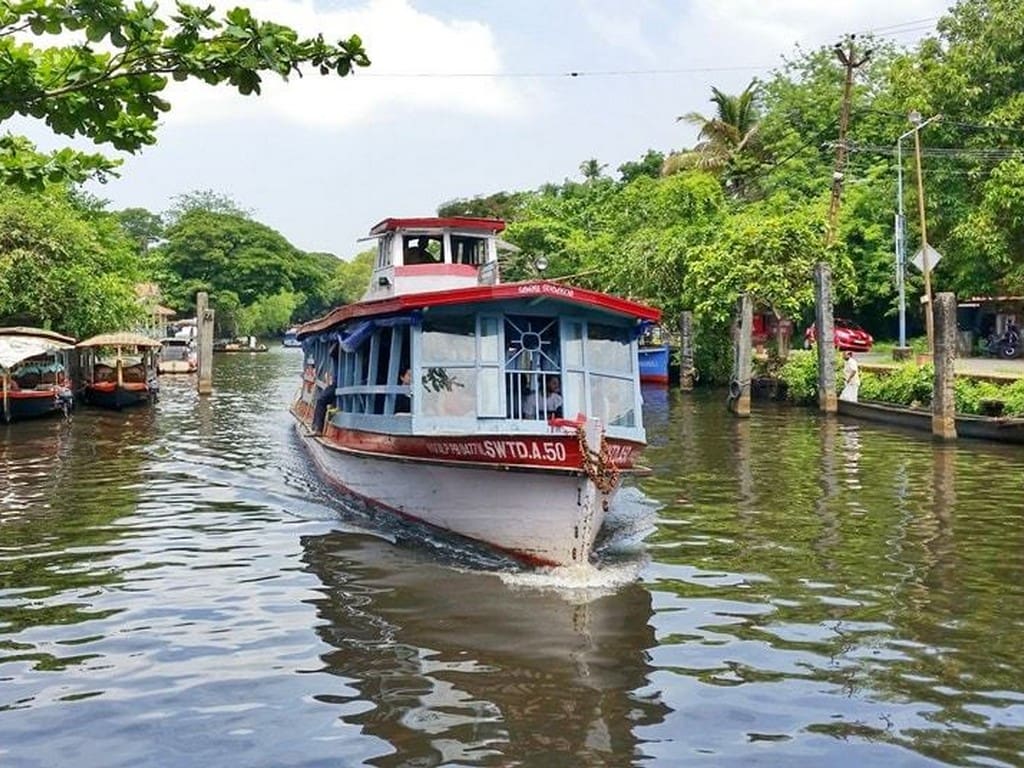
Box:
(895, 111), (940, 355)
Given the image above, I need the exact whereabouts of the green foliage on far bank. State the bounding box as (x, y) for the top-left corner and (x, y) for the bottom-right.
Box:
(0, 184), (143, 337)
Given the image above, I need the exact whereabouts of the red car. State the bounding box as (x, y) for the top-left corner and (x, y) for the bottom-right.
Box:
(804, 318), (873, 352)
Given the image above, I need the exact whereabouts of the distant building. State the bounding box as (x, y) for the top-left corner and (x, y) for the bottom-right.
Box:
(134, 283), (177, 339)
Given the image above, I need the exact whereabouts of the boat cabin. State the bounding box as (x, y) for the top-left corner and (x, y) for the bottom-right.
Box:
(297, 218), (659, 444)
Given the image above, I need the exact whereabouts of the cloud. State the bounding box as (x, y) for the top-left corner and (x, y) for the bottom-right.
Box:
(684, 0), (949, 58)
(162, 0), (528, 129)
(574, 0), (662, 61)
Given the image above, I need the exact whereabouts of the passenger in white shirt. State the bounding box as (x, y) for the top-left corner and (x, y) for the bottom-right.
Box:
(523, 376), (563, 419)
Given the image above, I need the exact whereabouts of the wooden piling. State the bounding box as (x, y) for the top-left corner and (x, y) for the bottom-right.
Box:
(678, 310), (695, 391)
(197, 291), (214, 395)
(813, 263), (837, 414)
(932, 292), (957, 440)
(729, 294), (752, 417)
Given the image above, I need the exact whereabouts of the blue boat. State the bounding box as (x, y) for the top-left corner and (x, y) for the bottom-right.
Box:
(638, 344), (670, 385)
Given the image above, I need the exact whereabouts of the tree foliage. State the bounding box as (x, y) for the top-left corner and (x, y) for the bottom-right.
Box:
(0, 0), (369, 188)
(152, 201), (338, 334)
(0, 183), (143, 337)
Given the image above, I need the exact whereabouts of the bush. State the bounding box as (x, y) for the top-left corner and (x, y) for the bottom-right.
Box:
(777, 350), (844, 405)
(870, 363), (934, 406)
(693, 320), (734, 385)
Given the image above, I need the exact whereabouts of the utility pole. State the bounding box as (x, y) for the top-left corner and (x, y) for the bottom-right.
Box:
(826, 35), (872, 246)
(911, 111), (935, 354)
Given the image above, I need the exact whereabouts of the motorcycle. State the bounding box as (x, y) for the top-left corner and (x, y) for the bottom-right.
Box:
(982, 327), (1021, 359)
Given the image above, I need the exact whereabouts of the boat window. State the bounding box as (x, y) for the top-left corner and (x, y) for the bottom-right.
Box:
(590, 374), (636, 427)
(586, 323), (632, 374)
(563, 321), (584, 367)
(422, 316), (475, 362)
(403, 235), (444, 265)
(377, 235), (393, 268)
(477, 315), (503, 417)
(479, 316), (500, 362)
(371, 327), (392, 414)
(451, 236), (487, 265)
(420, 366), (477, 418)
(505, 315), (561, 420)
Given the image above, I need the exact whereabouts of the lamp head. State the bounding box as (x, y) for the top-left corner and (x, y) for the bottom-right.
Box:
(908, 110), (922, 125)
(534, 255), (549, 274)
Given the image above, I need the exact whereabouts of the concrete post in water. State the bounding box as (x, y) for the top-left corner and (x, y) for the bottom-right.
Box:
(813, 262), (837, 414)
(196, 291), (214, 395)
(729, 293), (753, 417)
(932, 292), (957, 440)
(678, 310), (695, 391)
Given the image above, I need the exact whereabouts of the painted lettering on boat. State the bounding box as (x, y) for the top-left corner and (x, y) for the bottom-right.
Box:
(605, 444), (637, 464)
(424, 439), (567, 463)
(516, 284), (576, 299)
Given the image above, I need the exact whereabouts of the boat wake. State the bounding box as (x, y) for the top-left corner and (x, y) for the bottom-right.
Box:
(495, 555), (647, 598)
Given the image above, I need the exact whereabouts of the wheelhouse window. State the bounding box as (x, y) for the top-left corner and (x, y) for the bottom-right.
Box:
(377, 235), (393, 268)
(403, 235), (444, 265)
(451, 235), (487, 265)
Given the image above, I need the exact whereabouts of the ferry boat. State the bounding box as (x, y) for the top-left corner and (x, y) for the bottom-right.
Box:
(0, 327), (76, 422)
(291, 217), (660, 567)
(77, 333), (161, 409)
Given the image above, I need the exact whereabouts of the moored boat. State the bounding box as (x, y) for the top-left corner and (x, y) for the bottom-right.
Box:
(77, 333), (161, 409)
(214, 336), (268, 353)
(282, 328), (301, 347)
(157, 337), (197, 374)
(291, 216), (660, 567)
(838, 399), (1024, 444)
(0, 327), (76, 422)
(638, 344), (671, 385)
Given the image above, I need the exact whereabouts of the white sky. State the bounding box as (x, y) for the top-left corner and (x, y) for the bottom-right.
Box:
(26, 0), (953, 257)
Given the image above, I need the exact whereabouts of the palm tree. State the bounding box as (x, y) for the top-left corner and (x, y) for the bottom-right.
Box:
(579, 158), (608, 183)
(663, 80), (764, 196)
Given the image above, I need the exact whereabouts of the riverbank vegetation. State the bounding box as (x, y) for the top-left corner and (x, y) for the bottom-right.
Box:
(777, 350), (1024, 417)
(2, 1), (1022, 352)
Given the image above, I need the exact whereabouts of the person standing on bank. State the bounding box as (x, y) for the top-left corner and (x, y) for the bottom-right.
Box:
(840, 351), (860, 402)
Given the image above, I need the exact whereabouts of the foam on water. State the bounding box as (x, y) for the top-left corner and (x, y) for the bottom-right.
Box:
(495, 555), (647, 599)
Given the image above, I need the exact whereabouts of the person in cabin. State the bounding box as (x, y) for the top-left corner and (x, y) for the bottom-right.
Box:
(395, 368), (413, 414)
(522, 376), (563, 419)
(840, 351), (860, 402)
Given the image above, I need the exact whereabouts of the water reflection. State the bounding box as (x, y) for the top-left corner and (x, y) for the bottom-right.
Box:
(1, 356), (1023, 767)
(302, 533), (670, 766)
(640, 390), (1024, 766)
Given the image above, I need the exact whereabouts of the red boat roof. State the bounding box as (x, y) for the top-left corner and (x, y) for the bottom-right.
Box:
(297, 280), (661, 338)
(369, 217), (506, 236)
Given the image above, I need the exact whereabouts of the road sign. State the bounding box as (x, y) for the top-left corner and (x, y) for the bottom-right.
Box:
(911, 245), (943, 273)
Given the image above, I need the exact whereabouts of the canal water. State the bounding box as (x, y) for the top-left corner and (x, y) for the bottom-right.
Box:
(1, 349), (1023, 767)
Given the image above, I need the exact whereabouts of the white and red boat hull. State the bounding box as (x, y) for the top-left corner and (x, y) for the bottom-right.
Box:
(295, 421), (629, 567)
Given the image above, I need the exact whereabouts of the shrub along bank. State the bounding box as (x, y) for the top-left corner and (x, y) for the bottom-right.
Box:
(775, 351), (1024, 417)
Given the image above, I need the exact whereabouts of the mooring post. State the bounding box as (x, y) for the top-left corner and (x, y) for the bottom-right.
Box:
(196, 291), (214, 395)
(730, 294), (753, 417)
(678, 310), (695, 391)
(813, 263), (837, 414)
(932, 292), (957, 440)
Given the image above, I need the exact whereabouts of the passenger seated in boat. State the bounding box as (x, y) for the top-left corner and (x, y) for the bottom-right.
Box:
(395, 368), (412, 414)
(522, 376), (563, 420)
